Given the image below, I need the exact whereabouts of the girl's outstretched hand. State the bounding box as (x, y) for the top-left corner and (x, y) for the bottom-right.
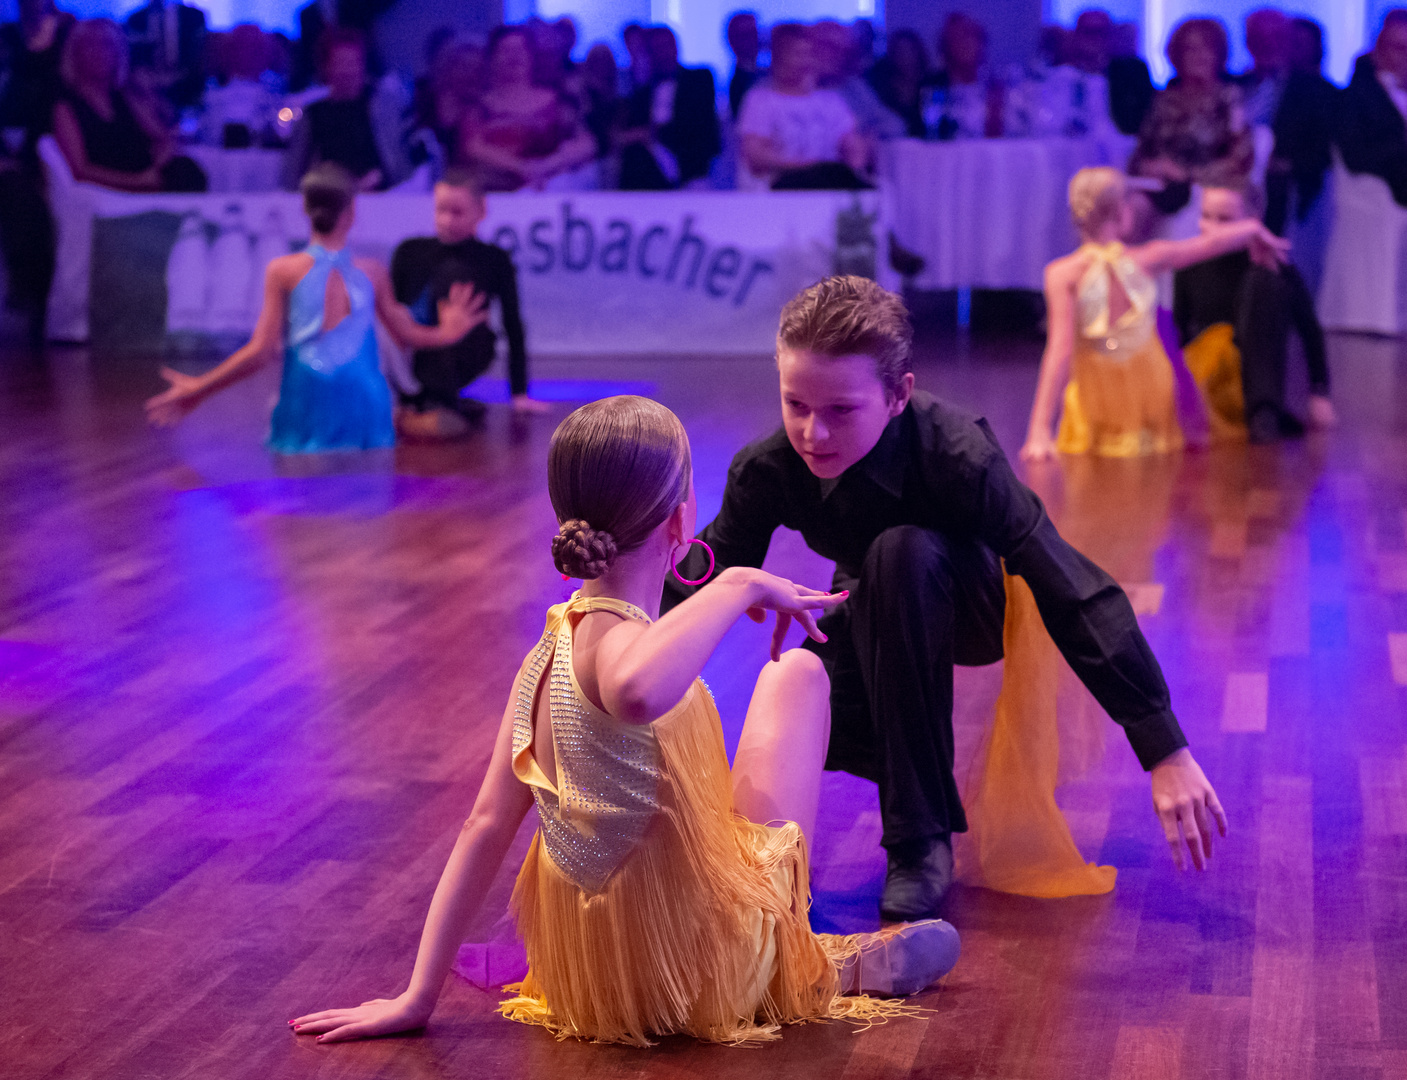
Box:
(435, 283), (490, 344)
(736, 568), (848, 662)
(145, 367), (205, 427)
(290, 992), (432, 1044)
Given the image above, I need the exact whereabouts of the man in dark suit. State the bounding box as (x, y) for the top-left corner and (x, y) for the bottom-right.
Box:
(1263, 17), (1338, 233)
(124, 0), (207, 110)
(1338, 9), (1407, 207)
(619, 25), (721, 189)
(1104, 16), (1155, 136)
(292, 0), (392, 91)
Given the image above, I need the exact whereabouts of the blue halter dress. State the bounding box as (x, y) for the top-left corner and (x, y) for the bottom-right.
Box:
(267, 244), (396, 454)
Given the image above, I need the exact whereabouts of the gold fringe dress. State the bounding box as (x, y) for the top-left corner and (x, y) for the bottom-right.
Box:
(1056, 242), (1185, 457)
(498, 594), (908, 1047)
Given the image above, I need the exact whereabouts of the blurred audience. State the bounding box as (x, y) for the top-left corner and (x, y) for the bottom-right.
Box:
(926, 13), (1005, 139)
(1237, 8), (1289, 127)
(736, 22), (867, 190)
(201, 24), (282, 147)
(621, 22), (651, 96)
(460, 25), (593, 192)
(725, 12), (763, 120)
(293, 0), (392, 92)
(618, 26), (719, 189)
(866, 29), (929, 138)
(1106, 17), (1156, 135)
(0, 0), (72, 348)
(52, 18), (205, 190)
(0, 0), (75, 151)
(1130, 17), (1253, 210)
(281, 27), (406, 191)
(1035, 9), (1120, 138)
(411, 35), (483, 167)
(1339, 9), (1407, 207)
(812, 18), (903, 141)
(580, 42), (618, 162)
(124, 0), (206, 111)
(1261, 14), (1336, 233)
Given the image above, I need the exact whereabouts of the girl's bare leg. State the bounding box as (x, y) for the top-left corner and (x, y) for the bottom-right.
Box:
(731, 648), (831, 841)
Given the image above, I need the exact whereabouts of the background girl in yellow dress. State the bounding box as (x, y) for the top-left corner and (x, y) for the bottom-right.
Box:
(1021, 167), (1289, 462)
(290, 396), (960, 1049)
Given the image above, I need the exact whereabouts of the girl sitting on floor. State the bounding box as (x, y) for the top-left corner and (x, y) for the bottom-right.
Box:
(145, 163), (486, 453)
(290, 395), (960, 1048)
(1020, 167), (1289, 461)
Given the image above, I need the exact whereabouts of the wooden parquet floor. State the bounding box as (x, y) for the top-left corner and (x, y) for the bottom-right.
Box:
(2, 328), (1405, 1080)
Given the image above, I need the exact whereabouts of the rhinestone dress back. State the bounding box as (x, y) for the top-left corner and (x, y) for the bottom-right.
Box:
(511, 594), (665, 895)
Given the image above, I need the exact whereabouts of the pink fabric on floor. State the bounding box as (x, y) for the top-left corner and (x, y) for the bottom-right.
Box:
(454, 941), (529, 990)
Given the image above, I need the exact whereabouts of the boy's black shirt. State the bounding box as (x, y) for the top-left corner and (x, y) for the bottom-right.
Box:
(664, 390), (1188, 771)
(389, 235), (528, 395)
(1172, 251), (1329, 392)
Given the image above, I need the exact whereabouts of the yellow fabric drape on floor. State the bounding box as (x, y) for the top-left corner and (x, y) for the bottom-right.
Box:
(1181, 322), (1247, 441)
(953, 571), (1118, 898)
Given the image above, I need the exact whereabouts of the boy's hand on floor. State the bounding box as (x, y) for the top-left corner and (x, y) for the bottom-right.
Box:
(511, 394), (551, 414)
(1150, 748), (1227, 871)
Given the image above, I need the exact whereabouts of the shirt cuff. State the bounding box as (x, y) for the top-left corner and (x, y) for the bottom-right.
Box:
(1121, 708), (1189, 771)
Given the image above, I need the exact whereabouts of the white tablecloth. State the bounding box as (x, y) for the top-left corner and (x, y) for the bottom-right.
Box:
(881, 135), (1136, 291)
(184, 146), (285, 193)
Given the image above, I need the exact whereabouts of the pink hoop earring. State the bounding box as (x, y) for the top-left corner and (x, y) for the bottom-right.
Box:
(671, 538), (715, 586)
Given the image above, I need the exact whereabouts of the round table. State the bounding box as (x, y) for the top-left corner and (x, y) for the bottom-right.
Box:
(881, 135), (1137, 292)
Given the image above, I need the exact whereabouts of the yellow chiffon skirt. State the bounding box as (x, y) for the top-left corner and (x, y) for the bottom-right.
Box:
(1181, 323), (1247, 441)
(1056, 337), (1185, 457)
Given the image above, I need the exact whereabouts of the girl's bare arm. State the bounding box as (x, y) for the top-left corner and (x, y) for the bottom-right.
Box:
(291, 695), (534, 1042)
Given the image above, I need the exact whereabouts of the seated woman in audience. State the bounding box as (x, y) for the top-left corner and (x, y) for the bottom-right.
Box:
(51, 18), (205, 192)
(288, 393), (959, 1047)
(1338, 10), (1407, 208)
(737, 23), (868, 190)
(866, 29), (930, 138)
(1128, 18), (1252, 215)
(145, 164), (485, 454)
(460, 25), (595, 192)
(282, 28), (409, 192)
(925, 13), (1006, 139)
(1021, 167), (1287, 461)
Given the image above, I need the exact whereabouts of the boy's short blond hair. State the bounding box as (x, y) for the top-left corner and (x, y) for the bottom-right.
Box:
(777, 276), (913, 396)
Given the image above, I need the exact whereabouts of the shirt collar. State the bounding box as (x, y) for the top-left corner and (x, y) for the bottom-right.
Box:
(819, 407), (907, 501)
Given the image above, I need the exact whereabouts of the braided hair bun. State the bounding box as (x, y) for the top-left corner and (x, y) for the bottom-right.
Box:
(552, 519), (619, 580)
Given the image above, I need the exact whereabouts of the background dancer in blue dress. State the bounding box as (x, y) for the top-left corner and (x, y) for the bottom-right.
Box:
(145, 164), (486, 451)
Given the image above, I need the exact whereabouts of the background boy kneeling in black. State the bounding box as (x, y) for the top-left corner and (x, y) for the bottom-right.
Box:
(390, 168), (546, 430)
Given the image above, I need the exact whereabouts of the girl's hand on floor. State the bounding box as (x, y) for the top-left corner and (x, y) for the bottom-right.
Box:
(144, 367), (204, 427)
(290, 992), (433, 1043)
(1019, 434), (1057, 462)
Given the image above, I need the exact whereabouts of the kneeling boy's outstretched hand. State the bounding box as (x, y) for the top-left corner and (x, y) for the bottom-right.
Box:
(291, 992), (432, 1043)
(1150, 748), (1228, 871)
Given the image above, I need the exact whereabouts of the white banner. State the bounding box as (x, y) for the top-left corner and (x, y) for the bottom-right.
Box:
(87, 189), (886, 355)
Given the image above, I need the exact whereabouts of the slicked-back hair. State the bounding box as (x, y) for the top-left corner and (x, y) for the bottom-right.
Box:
(776, 276), (914, 397)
